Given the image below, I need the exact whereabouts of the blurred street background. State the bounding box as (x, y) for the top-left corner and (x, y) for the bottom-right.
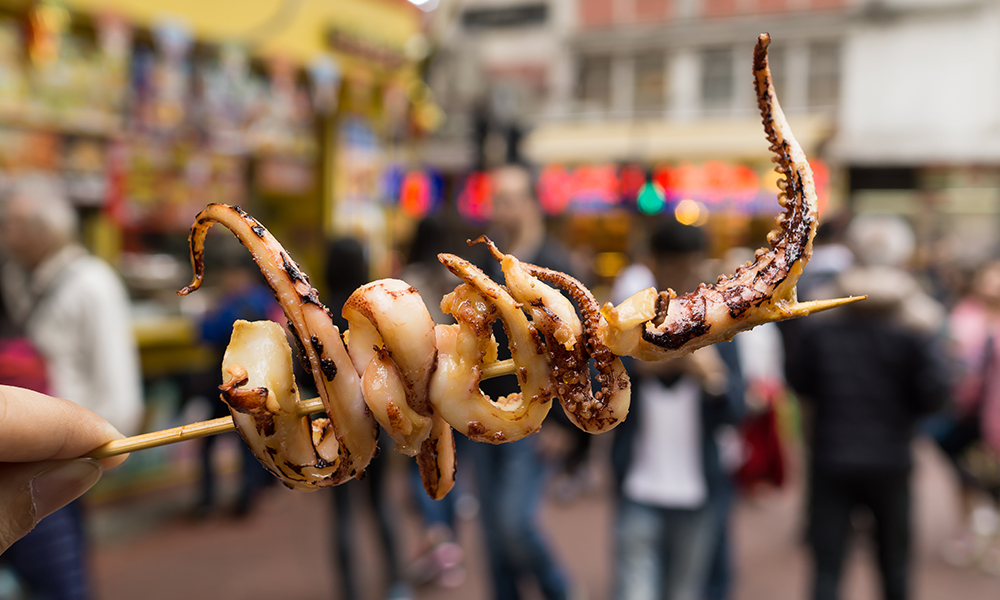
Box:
(81, 440), (1000, 600)
(2, 0), (1000, 599)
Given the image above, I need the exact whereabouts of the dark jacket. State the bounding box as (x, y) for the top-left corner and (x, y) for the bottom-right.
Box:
(786, 266), (950, 473)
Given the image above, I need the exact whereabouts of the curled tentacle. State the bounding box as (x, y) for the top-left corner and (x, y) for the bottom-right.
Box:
(429, 255), (556, 443)
(600, 33), (862, 361)
(342, 279), (455, 498)
(179, 203), (377, 486)
(342, 280), (437, 455)
(220, 321), (346, 491)
(475, 237), (630, 433)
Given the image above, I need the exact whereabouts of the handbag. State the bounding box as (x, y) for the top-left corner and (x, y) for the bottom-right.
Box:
(735, 379), (787, 491)
(0, 266), (60, 394)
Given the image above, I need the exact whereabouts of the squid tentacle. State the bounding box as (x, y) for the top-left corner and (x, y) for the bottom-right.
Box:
(475, 236), (630, 434)
(180, 203), (378, 486)
(429, 254), (557, 444)
(600, 33), (862, 362)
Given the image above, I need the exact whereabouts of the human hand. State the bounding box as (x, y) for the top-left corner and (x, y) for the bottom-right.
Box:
(684, 347), (728, 396)
(0, 385), (128, 554)
(635, 346), (728, 395)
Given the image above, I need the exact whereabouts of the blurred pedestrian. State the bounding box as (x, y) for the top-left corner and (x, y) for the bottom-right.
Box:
(609, 218), (744, 600)
(193, 244), (280, 517)
(471, 162), (580, 600)
(0, 178), (143, 600)
(325, 237), (413, 600)
(936, 258), (1000, 568)
(399, 215), (459, 325)
(795, 215), (853, 302)
(399, 217), (469, 589)
(786, 215), (949, 600)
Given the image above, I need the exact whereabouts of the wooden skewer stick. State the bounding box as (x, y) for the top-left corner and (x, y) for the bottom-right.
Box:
(86, 358), (516, 460)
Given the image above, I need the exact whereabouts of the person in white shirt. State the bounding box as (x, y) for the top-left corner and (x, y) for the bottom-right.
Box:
(0, 178), (142, 600)
(0, 179), (142, 435)
(610, 218), (744, 600)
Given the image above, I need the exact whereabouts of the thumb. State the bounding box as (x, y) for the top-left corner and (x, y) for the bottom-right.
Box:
(0, 458), (103, 554)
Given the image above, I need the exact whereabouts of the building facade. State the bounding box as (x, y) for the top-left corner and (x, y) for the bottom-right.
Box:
(426, 0), (1000, 269)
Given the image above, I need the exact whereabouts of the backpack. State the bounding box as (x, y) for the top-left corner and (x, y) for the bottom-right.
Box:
(0, 271), (51, 394)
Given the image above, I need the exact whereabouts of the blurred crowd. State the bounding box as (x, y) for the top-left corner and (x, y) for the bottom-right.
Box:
(1, 162), (1000, 600)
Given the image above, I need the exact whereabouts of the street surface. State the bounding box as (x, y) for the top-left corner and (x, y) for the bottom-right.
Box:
(87, 440), (1000, 600)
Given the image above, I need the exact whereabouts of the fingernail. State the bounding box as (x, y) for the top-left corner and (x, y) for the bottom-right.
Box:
(30, 459), (103, 521)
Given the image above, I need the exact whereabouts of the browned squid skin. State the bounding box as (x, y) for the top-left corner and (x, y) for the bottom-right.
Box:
(475, 237), (630, 433)
(179, 203), (379, 486)
(416, 414), (457, 500)
(612, 33), (823, 360)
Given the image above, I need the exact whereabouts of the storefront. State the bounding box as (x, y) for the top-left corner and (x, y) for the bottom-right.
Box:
(0, 0), (435, 493)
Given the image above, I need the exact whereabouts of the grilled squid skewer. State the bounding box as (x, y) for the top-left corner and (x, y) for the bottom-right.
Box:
(600, 33), (861, 361)
(100, 32), (868, 499)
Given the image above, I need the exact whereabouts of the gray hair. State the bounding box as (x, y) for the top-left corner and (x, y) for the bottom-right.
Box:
(847, 214), (915, 268)
(2, 175), (78, 244)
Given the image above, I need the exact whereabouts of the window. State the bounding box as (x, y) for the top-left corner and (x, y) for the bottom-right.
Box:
(578, 0), (614, 28)
(633, 52), (666, 114)
(701, 48), (734, 112)
(578, 55), (611, 110)
(808, 42), (840, 107)
(634, 0), (671, 21)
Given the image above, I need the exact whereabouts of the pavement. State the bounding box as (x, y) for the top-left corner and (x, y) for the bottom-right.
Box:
(80, 438), (1000, 600)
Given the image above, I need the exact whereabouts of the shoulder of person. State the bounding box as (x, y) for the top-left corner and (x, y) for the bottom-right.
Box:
(60, 254), (130, 301)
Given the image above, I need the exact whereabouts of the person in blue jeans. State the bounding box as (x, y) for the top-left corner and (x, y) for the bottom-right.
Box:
(471, 163), (583, 600)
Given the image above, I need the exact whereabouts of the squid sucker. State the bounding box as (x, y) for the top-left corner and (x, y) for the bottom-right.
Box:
(177, 34), (860, 499)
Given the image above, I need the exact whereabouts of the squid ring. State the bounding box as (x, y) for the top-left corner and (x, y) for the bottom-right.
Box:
(429, 254), (556, 444)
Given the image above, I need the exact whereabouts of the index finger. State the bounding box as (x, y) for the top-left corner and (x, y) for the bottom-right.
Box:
(0, 385), (124, 463)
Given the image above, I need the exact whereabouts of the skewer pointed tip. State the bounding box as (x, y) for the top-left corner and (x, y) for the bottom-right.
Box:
(788, 295), (867, 318)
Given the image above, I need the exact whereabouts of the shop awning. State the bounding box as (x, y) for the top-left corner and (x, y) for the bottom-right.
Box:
(523, 114), (834, 165)
(61, 0), (421, 66)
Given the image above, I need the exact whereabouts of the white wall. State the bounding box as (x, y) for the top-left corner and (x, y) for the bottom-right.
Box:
(836, 1), (1000, 163)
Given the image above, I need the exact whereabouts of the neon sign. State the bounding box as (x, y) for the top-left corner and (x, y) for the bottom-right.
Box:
(532, 160), (830, 216)
(457, 171), (492, 222)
